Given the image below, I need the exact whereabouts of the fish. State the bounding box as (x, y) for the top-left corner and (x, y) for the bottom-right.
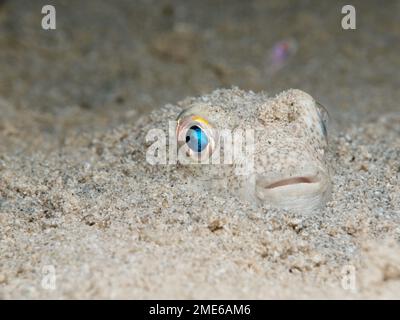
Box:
(175, 88), (331, 212)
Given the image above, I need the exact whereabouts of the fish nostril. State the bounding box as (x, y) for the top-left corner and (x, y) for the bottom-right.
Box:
(262, 176), (318, 189)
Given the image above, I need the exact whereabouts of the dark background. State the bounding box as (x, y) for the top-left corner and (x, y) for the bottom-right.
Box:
(0, 0), (399, 152)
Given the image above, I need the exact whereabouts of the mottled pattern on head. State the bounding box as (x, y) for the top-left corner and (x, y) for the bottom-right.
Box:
(146, 88), (331, 212)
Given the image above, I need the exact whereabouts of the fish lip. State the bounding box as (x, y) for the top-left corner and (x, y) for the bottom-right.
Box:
(258, 175), (320, 190)
(254, 174), (330, 211)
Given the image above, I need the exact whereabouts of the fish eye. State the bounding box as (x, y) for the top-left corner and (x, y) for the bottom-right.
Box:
(316, 101), (329, 137)
(176, 115), (216, 160)
(186, 125), (209, 152)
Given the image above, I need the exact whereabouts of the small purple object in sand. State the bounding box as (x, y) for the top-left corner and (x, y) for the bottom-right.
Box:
(266, 39), (298, 74)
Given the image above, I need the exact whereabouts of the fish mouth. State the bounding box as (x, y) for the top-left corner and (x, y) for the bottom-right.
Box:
(262, 176), (319, 189)
(255, 174), (330, 212)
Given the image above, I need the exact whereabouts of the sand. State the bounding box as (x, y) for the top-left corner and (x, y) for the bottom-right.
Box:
(0, 0), (399, 299)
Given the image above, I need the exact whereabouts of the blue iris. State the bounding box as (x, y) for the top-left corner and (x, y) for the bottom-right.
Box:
(186, 125), (208, 152)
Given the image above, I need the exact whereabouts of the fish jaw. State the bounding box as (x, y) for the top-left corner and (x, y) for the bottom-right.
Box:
(254, 171), (332, 212)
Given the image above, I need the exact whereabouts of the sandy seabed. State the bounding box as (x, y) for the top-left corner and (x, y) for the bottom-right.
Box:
(0, 0), (399, 299)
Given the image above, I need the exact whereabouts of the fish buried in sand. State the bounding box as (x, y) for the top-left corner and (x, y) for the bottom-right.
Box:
(176, 89), (331, 212)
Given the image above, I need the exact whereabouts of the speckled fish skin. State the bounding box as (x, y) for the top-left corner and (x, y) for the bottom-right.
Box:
(175, 88), (332, 212)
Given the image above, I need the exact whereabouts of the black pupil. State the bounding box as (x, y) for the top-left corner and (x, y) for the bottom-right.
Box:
(185, 125), (208, 152)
